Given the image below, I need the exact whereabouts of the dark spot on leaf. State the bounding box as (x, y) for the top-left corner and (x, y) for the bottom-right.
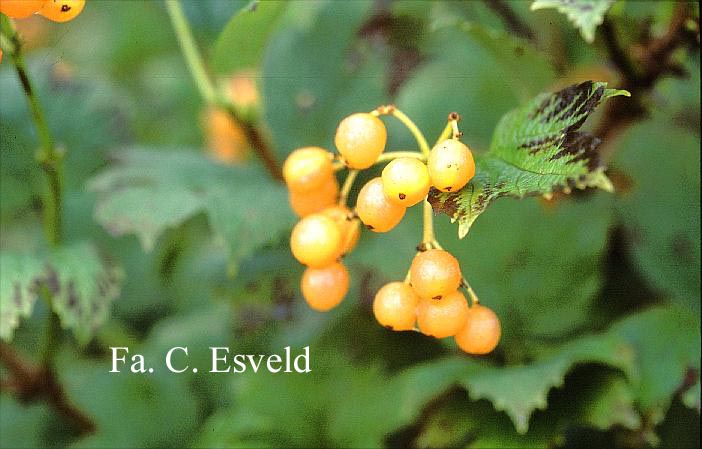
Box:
(551, 131), (601, 170)
(13, 283), (23, 307)
(45, 268), (59, 295)
(399, 193), (406, 200)
(445, 186), (452, 191)
(67, 282), (78, 309)
(61, 4), (71, 12)
(432, 295), (442, 300)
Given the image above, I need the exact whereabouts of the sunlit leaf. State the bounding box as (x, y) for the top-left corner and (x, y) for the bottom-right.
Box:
(429, 81), (628, 238)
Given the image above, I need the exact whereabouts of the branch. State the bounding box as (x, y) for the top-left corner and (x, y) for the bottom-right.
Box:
(595, 2), (698, 147)
(0, 343), (96, 435)
(483, 0), (536, 42)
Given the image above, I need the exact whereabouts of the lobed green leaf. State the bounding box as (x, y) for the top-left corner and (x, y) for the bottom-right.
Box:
(0, 242), (122, 343)
(88, 149), (295, 273)
(429, 81), (628, 238)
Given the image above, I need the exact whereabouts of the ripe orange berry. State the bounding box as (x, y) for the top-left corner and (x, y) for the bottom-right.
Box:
(409, 249), (462, 299)
(283, 147), (334, 193)
(301, 262), (349, 311)
(416, 291), (469, 338)
(0, 0), (45, 18)
(373, 282), (420, 331)
(355, 177), (406, 232)
(427, 139), (475, 193)
(381, 157), (431, 207)
(334, 113), (387, 169)
(321, 205), (360, 255)
(289, 176), (339, 218)
(454, 304), (501, 355)
(39, 0), (85, 22)
(202, 107), (249, 164)
(290, 214), (343, 268)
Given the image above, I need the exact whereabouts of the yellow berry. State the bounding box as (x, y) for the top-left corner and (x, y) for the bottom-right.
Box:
(321, 205), (360, 255)
(283, 147), (333, 193)
(373, 282), (419, 331)
(427, 139), (475, 193)
(290, 214), (343, 268)
(455, 304), (501, 355)
(409, 249), (462, 299)
(289, 176), (339, 218)
(39, 0), (85, 22)
(355, 177), (406, 232)
(381, 157), (431, 207)
(301, 262), (349, 311)
(416, 291), (469, 338)
(1, 0), (45, 18)
(202, 107), (249, 164)
(334, 113), (387, 169)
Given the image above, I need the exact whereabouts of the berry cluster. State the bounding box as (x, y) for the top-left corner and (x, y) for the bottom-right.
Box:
(284, 106), (501, 355)
(0, 0), (86, 22)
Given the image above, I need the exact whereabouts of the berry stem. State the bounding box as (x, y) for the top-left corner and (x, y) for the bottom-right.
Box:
(422, 199), (435, 245)
(339, 169), (359, 206)
(373, 106), (431, 156)
(164, 0), (283, 181)
(436, 113), (462, 143)
(333, 151), (426, 171)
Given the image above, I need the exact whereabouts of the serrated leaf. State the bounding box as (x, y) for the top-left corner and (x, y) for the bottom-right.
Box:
(531, 0), (614, 43)
(0, 252), (44, 341)
(0, 242), (123, 343)
(48, 242), (123, 344)
(429, 81), (628, 238)
(457, 332), (636, 433)
(88, 148), (294, 270)
(212, 0), (287, 75)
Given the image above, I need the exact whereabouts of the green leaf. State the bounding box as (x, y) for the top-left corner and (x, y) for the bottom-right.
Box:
(88, 149), (294, 270)
(0, 251), (44, 341)
(0, 242), (123, 343)
(0, 397), (54, 449)
(58, 357), (198, 448)
(613, 116), (700, 310)
(212, 0), (287, 74)
(442, 194), (613, 339)
(262, 0), (384, 159)
(429, 81), (628, 238)
(531, 0), (614, 43)
(457, 332), (636, 433)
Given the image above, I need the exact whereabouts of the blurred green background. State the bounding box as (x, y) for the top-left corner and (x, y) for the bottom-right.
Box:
(0, 1), (699, 448)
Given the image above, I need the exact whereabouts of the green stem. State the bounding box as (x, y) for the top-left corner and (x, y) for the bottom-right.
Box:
(164, 0), (217, 104)
(1, 15), (65, 372)
(339, 169), (359, 206)
(1, 16), (63, 247)
(164, 0), (282, 180)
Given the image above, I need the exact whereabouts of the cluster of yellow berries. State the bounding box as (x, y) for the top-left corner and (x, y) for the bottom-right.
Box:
(0, 0), (85, 22)
(284, 108), (501, 355)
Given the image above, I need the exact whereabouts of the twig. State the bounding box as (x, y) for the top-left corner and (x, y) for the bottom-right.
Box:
(595, 2), (698, 149)
(0, 343), (95, 434)
(483, 0), (536, 42)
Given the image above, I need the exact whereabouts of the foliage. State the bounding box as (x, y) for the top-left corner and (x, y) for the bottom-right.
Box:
(0, 1), (699, 448)
(428, 81), (627, 238)
(531, 0), (615, 42)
